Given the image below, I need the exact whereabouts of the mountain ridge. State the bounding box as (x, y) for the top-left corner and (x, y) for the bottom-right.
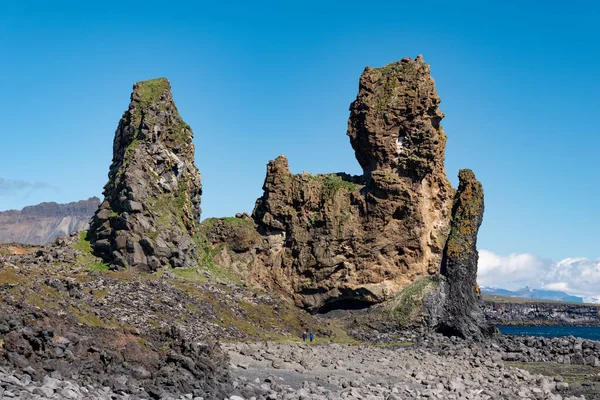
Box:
(481, 286), (586, 303)
(0, 197), (100, 245)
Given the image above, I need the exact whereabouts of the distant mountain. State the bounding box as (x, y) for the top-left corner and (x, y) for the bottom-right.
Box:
(0, 197), (100, 245)
(481, 286), (584, 303)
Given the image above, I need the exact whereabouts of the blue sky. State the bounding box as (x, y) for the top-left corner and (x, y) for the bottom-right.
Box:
(1, 1), (599, 280)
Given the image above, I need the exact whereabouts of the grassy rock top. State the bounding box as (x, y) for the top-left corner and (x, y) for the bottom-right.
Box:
(132, 77), (171, 109)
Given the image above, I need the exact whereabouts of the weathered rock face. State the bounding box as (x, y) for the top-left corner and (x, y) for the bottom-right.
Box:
(0, 197), (100, 245)
(249, 56), (454, 310)
(89, 78), (202, 270)
(347, 56), (448, 183)
(437, 169), (493, 339)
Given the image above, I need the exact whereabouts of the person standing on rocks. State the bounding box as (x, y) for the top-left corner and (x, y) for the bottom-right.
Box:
(302, 330), (307, 342)
(309, 332), (315, 342)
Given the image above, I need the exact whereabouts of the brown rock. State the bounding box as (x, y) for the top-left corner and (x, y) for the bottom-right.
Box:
(207, 56), (455, 311)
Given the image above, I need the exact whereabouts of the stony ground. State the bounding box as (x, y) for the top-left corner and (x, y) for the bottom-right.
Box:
(2, 340), (588, 400)
(1, 235), (598, 399)
(0, 366), (216, 399)
(224, 342), (585, 400)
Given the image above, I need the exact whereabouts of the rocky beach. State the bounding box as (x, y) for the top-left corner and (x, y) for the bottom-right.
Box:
(1, 333), (597, 399)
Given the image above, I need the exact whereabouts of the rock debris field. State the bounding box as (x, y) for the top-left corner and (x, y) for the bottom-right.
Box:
(225, 342), (584, 400)
(0, 340), (590, 400)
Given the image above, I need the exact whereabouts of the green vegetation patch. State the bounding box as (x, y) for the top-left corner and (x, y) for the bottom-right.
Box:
(191, 231), (243, 284)
(135, 78), (170, 109)
(159, 267), (207, 283)
(389, 277), (438, 327)
(68, 304), (120, 328)
(309, 174), (360, 193)
(507, 362), (600, 386)
(201, 217), (252, 229)
(147, 194), (187, 232)
(73, 232), (110, 272)
(0, 269), (26, 285)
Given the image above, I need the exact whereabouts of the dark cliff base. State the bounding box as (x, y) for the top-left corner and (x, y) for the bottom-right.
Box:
(484, 295), (600, 326)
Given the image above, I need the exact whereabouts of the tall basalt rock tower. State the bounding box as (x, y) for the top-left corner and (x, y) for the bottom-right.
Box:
(438, 169), (494, 339)
(89, 78), (202, 270)
(251, 56), (454, 310)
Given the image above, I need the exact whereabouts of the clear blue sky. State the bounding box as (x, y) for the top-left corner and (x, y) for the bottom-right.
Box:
(1, 0), (598, 263)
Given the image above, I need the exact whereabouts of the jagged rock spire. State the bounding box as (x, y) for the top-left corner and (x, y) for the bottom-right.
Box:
(89, 78), (202, 270)
(438, 169), (495, 339)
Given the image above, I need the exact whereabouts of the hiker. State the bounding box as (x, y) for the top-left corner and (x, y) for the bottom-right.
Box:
(309, 332), (315, 342)
(302, 331), (307, 342)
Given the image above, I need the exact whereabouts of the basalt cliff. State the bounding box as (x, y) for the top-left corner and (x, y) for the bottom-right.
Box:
(203, 56), (492, 338)
(89, 78), (202, 270)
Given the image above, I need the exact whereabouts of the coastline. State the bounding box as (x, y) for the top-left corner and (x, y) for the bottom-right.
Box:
(484, 296), (600, 327)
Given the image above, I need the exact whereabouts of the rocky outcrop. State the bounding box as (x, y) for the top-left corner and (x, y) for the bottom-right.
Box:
(246, 56), (454, 310)
(436, 169), (494, 339)
(0, 197), (99, 245)
(2, 322), (232, 399)
(484, 300), (600, 326)
(89, 78), (202, 270)
(0, 231), (341, 398)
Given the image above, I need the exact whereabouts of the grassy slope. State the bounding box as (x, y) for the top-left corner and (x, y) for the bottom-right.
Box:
(0, 232), (355, 345)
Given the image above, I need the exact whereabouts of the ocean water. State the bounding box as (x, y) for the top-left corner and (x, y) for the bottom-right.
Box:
(497, 325), (600, 341)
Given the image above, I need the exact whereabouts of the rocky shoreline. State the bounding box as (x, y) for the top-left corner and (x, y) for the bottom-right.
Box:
(1, 61), (598, 399)
(2, 335), (596, 400)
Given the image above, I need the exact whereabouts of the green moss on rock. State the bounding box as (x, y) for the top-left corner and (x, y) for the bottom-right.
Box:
(389, 277), (438, 327)
(135, 78), (170, 109)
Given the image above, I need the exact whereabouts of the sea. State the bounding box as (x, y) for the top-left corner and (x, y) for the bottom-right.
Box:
(497, 325), (600, 341)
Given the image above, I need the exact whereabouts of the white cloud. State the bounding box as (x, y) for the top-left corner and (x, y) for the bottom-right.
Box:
(0, 178), (57, 197)
(477, 250), (549, 290)
(478, 249), (600, 300)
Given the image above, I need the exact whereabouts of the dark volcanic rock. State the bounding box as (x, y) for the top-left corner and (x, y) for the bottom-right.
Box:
(437, 169), (493, 339)
(89, 78), (202, 270)
(0, 197), (100, 245)
(0, 232), (337, 397)
(1, 320), (232, 399)
(248, 56), (454, 310)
